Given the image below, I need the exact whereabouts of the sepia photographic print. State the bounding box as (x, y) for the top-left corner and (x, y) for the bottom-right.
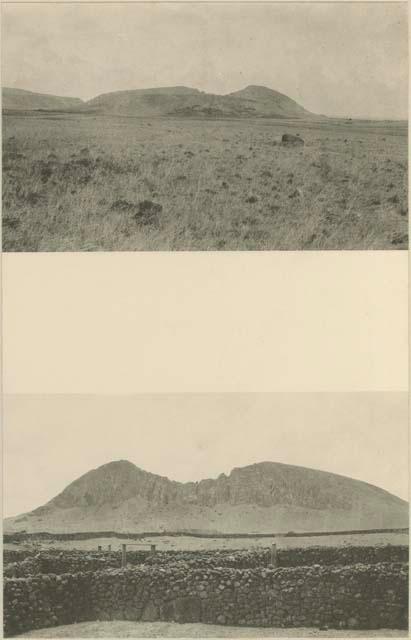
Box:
(3, 393), (409, 638)
(1, 0), (409, 638)
(1, 1), (408, 252)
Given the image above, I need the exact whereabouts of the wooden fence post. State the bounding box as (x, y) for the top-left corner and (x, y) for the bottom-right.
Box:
(151, 544), (156, 553)
(98, 545), (102, 552)
(122, 544), (127, 567)
(108, 544), (111, 552)
(270, 543), (277, 567)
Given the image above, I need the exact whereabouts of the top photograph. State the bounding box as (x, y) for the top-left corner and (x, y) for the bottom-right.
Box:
(2, 2), (408, 252)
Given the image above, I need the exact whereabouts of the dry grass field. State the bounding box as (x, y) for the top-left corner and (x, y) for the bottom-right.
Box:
(2, 112), (408, 251)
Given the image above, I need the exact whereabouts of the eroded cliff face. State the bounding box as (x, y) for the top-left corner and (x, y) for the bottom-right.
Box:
(25, 459), (406, 524)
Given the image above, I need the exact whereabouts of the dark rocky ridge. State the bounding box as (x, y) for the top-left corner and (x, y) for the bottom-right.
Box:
(4, 460), (408, 534)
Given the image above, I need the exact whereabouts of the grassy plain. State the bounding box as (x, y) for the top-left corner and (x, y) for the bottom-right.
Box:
(2, 112), (408, 251)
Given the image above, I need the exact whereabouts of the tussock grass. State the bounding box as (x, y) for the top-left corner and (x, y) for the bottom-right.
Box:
(2, 113), (408, 251)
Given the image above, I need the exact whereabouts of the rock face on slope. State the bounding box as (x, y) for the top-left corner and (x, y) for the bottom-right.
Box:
(4, 460), (408, 534)
(2, 87), (83, 111)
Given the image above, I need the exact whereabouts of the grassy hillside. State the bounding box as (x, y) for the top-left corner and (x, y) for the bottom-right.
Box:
(2, 84), (316, 119)
(228, 85), (314, 118)
(2, 87), (83, 111)
(84, 85), (317, 119)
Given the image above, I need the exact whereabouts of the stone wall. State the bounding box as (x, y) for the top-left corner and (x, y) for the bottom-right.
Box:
(279, 544), (409, 567)
(4, 544), (408, 577)
(3, 549), (33, 563)
(4, 562), (408, 637)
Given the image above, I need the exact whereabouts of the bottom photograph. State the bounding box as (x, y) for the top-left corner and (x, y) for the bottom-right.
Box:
(3, 392), (409, 638)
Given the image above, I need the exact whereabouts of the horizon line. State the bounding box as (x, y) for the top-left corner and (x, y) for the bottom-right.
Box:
(2, 84), (407, 122)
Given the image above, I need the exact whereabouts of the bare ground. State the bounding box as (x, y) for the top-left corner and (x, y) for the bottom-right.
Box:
(17, 621), (409, 638)
(4, 531), (408, 554)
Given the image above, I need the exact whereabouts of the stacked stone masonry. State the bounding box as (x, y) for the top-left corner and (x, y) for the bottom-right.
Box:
(4, 562), (408, 636)
(4, 544), (409, 577)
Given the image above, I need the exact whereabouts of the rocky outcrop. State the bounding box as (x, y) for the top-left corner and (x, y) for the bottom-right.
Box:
(281, 133), (304, 147)
(5, 460), (408, 533)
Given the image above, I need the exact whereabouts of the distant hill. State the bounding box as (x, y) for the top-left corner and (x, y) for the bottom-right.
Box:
(2, 85), (318, 119)
(227, 85), (312, 118)
(2, 87), (84, 111)
(85, 84), (317, 119)
(4, 460), (408, 535)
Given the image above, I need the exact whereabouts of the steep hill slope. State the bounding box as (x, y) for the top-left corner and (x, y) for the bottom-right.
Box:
(2, 87), (83, 111)
(4, 460), (407, 534)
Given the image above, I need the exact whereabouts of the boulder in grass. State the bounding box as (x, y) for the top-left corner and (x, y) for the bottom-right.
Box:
(281, 134), (304, 147)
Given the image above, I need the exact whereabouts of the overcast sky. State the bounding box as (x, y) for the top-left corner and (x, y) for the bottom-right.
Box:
(1, 2), (408, 119)
(4, 392), (408, 517)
